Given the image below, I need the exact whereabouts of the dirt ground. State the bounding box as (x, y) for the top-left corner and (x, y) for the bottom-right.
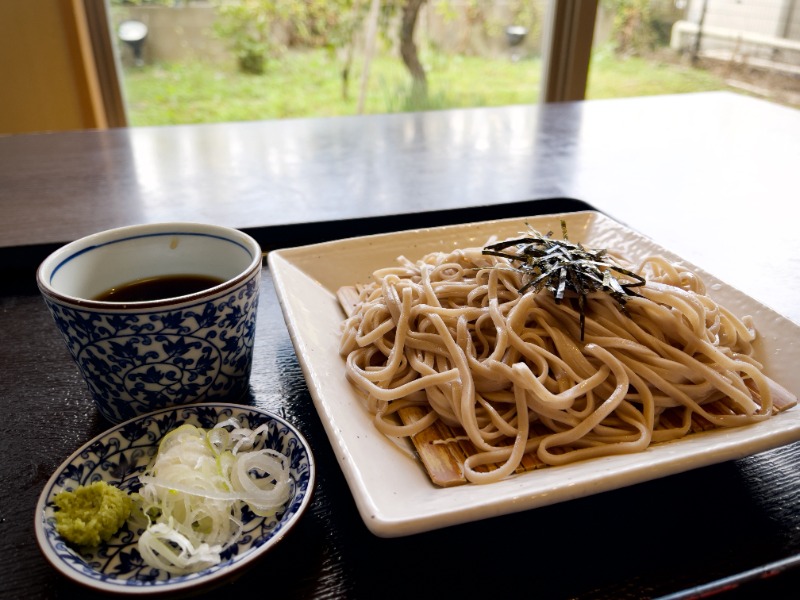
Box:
(644, 44), (800, 108)
(702, 58), (800, 109)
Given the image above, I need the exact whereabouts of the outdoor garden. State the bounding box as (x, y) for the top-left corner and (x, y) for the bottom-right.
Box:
(112, 0), (796, 127)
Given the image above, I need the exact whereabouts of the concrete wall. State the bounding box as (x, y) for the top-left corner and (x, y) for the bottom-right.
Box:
(682, 0), (800, 63)
(112, 3), (227, 67)
(686, 0), (790, 37)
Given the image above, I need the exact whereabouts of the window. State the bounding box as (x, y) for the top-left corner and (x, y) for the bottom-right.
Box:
(110, 0), (557, 126)
(585, 0), (800, 107)
(2, 1), (796, 135)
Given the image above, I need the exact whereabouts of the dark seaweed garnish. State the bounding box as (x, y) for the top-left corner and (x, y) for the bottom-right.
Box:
(482, 220), (645, 340)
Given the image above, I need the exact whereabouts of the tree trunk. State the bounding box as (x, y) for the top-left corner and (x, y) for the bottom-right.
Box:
(399, 0), (427, 98)
(358, 0), (381, 114)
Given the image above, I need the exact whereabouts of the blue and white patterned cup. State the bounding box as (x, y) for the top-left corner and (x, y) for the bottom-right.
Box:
(37, 223), (262, 423)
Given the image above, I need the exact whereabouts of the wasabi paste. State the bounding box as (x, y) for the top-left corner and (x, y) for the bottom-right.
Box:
(54, 481), (132, 547)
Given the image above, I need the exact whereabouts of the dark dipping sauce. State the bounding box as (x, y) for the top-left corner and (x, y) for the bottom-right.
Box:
(94, 274), (226, 302)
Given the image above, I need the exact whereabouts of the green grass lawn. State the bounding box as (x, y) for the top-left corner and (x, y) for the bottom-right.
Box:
(586, 47), (727, 98)
(121, 47), (732, 126)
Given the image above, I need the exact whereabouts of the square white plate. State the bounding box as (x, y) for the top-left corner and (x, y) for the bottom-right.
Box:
(268, 210), (800, 537)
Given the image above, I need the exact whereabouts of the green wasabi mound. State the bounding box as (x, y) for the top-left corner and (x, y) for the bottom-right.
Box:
(53, 481), (132, 547)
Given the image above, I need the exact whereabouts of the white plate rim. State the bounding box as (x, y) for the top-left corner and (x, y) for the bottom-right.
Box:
(268, 209), (800, 537)
(34, 403), (315, 595)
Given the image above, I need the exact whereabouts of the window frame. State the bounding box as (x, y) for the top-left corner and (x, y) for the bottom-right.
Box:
(83, 0), (127, 128)
(541, 0), (599, 102)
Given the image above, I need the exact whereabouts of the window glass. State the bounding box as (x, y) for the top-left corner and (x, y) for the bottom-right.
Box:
(586, 0), (800, 108)
(111, 0), (800, 128)
(111, 0), (550, 126)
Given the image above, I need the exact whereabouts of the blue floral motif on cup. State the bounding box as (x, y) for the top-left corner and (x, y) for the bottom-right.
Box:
(43, 277), (260, 423)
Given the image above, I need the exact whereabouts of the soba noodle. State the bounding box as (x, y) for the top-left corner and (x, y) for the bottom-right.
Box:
(339, 239), (774, 485)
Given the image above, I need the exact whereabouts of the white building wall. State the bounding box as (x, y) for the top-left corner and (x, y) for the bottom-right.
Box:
(686, 0), (790, 37)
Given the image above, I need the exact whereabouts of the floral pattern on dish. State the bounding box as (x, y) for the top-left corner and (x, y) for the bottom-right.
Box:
(35, 403), (314, 595)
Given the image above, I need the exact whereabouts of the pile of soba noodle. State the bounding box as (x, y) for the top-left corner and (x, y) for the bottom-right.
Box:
(339, 231), (774, 484)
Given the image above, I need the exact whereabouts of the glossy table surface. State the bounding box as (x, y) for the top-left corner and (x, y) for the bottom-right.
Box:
(1, 91), (799, 599)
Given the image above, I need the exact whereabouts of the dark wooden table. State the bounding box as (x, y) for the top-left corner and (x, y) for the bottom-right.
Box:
(2, 91), (799, 599)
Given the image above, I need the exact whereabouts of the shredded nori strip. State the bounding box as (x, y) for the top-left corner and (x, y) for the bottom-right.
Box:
(482, 220), (645, 340)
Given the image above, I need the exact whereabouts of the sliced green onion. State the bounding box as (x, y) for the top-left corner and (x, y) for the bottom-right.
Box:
(136, 419), (292, 575)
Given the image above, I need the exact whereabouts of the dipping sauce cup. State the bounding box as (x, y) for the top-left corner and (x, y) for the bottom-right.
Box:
(36, 223), (262, 423)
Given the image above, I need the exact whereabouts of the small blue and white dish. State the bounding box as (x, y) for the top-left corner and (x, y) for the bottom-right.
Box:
(35, 404), (315, 595)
